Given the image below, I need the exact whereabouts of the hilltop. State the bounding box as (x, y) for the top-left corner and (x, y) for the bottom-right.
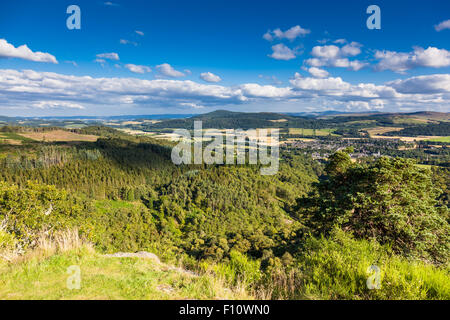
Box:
(0, 245), (251, 300)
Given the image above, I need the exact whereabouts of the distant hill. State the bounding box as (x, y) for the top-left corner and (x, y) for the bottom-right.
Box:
(147, 110), (314, 129)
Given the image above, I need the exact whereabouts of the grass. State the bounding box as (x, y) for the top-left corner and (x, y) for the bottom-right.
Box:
(366, 127), (404, 137)
(94, 199), (139, 212)
(392, 117), (430, 124)
(264, 229), (450, 300)
(427, 136), (450, 143)
(0, 230), (251, 300)
(0, 132), (34, 145)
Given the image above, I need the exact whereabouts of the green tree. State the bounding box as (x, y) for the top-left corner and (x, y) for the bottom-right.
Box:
(297, 150), (449, 263)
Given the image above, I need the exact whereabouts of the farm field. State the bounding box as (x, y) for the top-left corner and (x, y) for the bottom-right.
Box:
(288, 128), (337, 136)
(19, 130), (98, 142)
(427, 136), (450, 143)
(366, 127), (404, 137)
(0, 132), (34, 145)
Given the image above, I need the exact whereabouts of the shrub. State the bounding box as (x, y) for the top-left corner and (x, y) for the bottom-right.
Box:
(292, 229), (449, 300)
(202, 250), (261, 286)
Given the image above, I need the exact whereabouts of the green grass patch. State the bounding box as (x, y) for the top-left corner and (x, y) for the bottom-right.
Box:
(426, 136), (450, 143)
(94, 199), (139, 213)
(0, 248), (249, 300)
(283, 230), (450, 300)
(0, 132), (34, 142)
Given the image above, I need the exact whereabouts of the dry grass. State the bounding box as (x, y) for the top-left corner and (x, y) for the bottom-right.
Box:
(252, 269), (303, 300)
(20, 130), (98, 142)
(0, 139), (22, 145)
(8, 229), (93, 264)
(365, 127), (446, 142)
(0, 231), (253, 300)
(366, 127), (404, 137)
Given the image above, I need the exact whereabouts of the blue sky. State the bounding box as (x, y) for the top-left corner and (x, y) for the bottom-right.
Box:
(0, 0), (449, 116)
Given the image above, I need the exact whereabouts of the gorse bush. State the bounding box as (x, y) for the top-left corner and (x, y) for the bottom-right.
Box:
(199, 250), (261, 287)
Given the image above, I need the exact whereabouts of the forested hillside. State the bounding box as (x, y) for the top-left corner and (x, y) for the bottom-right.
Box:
(0, 126), (448, 299)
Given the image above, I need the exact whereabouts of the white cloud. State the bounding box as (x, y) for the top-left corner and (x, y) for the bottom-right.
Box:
(180, 102), (204, 109)
(387, 74), (450, 94)
(375, 47), (450, 73)
(120, 39), (137, 46)
(269, 44), (297, 60)
(291, 73), (350, 91)
(156, 63), (186, 77)
(307, 67), (329, 78)
(348, 60), (367, 71)
(200, 72), (222, 83)
(341, 43), (362, 57)
(96, 52), (119, 61)
(264, 25), (310, 41)
(240, 83), (293, 98)
(0, 39), (57, 63)
(435, 19), (450, 31)
(0, 69), (448, 113)
(124, 64), (151, 74)
(306, 42), (365, 71)
(334, 39), (347, 44)
(94, 58), (106, 66)
(263, 32), (273, 41)
(311, 45), (340, 59)
(135, 30), (144, 36)
(33, 101), (84, 109)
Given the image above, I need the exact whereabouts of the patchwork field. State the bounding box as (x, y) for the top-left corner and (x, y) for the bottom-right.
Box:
(366, 127), (404, 137)
(19, 130), (98, 142)
(0, 132), (34, 145)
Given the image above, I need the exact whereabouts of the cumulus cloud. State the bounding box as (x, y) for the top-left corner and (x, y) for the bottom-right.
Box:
(200, 72), (222, 83)
(387, 74), (450, 94)
(0, 69), (448, 113)
(375, 47), (450, 73)
(33, 101), (84, 109)
(291, 73), (350, 91)
(305, 42), (366, 71)
(263, 25), (310, 41)
(435, 19), (450, 31)
(269, 44), (297, 60)
(0, 39), (57, 63)
(307, 67), (329, 78)
(156, 63), (185, 77)
(96, 52), (119, 61)
(124, 64), (151, 74)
